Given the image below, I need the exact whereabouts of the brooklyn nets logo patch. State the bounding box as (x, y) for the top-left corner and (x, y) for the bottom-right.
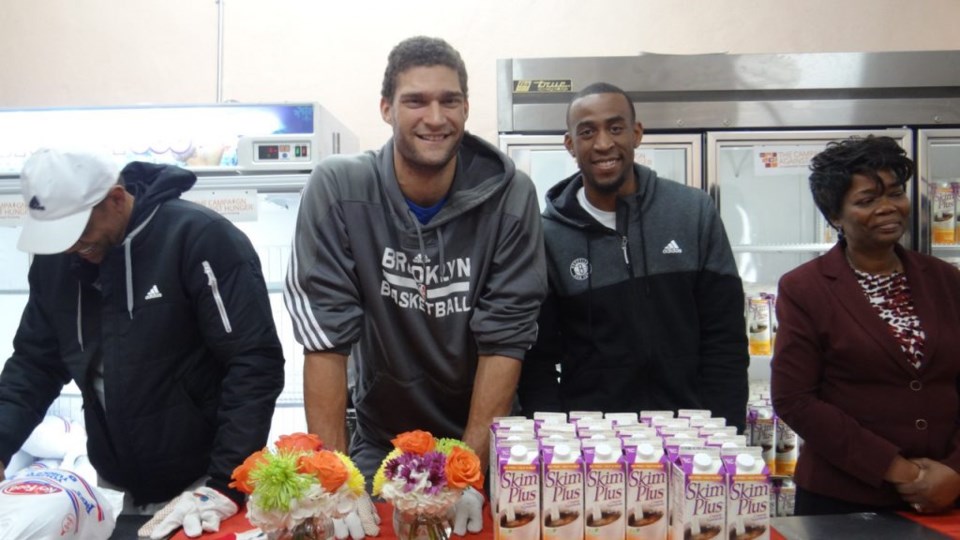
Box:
(569, 257), (591, 281)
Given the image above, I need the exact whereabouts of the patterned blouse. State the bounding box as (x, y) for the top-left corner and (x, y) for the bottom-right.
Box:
(852, 269), (926, 369)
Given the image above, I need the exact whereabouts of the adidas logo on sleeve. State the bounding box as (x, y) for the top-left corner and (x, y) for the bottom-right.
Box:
(662, 240), (683, 254)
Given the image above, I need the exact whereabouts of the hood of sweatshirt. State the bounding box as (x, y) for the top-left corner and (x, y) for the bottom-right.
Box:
(543, 163), (659, 231)
(72, 162), (197, 325)
(374, 132), (517, 284)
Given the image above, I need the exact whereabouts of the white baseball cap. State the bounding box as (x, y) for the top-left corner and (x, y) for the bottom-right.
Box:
(17, 148), (120, 254)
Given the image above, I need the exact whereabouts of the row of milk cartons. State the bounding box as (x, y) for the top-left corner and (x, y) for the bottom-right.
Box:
(745, 383), (799, 478)
(743, 284), (778, 356)
(491, 410), (771, 540)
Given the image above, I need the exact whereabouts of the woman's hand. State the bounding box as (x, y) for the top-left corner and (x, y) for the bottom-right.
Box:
(897, 458), (960, 513)
(884, 455), (922, 484)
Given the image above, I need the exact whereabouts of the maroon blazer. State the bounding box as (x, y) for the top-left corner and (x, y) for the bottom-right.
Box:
(771, 243), (960, 506)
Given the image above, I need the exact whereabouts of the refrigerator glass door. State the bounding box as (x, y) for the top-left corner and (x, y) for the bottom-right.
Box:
(500, 134), (702, 210)
(706, 129), (913, 381)
(917, 129), (960, 264)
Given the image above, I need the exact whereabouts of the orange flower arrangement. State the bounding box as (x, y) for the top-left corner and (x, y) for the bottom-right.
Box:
(230, 432), (365, 533)
(372, 430), (484, 536)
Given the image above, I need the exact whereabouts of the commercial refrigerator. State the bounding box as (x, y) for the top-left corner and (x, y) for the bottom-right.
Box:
(0, 102), (357, 445)
(917, 129), (960, 263)
(497, 51), (960, 384)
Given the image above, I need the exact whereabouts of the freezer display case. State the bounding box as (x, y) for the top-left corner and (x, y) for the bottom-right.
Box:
(917, 129), (960, 264)
(0, 102), (357, 443)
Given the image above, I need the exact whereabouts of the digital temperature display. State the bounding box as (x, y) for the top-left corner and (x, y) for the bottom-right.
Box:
(258, 145), (280, 160)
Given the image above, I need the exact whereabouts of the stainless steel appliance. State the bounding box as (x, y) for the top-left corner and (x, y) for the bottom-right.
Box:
(498, 51), (960, 383)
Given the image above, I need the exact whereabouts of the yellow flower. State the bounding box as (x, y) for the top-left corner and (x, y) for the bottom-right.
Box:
(336, 451), (366, 496)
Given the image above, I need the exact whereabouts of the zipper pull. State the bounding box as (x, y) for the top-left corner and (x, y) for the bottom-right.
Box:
(621, 236), (630, 265)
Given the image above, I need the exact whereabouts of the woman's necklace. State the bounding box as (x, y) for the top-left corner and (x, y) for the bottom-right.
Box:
(845, 249), (903, 275)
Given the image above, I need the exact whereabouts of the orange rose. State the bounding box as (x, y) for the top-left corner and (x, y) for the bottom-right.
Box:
(229, 449), (268, 494)
(275, 432), (324, 453)
(392, 430), (436, 455)
(445, 446), (484, 491)
(298, 450), (349, 493)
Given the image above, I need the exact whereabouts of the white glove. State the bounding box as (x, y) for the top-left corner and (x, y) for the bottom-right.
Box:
(149, 486), (239, 539)
(333, 491), (380, 539)
(451, 487), (484, 536)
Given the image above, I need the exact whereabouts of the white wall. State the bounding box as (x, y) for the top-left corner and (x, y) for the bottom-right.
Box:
(2, 0), (958, 150)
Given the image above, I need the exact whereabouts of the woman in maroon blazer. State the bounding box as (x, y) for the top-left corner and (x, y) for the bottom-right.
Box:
(772, 135), (960, 515)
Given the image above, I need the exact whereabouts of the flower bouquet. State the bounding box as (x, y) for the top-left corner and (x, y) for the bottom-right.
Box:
(231, 433), (365, 540)
(373, 430), (484, 540)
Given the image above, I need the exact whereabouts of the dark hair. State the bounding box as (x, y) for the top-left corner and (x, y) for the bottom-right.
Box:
(809, 135), (915, 223)
(566, 82), (637, 127)
(381, 36), (468, 101)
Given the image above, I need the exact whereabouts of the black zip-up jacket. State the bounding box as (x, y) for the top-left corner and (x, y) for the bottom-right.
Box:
(0, 162), (284, 505)
(518, 164), (749, 431)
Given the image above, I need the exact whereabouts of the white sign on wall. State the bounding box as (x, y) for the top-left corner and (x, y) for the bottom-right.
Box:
(0, 195), (27, 227)
(182, 190), (259, 222)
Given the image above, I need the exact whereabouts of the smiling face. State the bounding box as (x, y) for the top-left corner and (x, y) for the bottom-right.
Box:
(565, 92), (643, 207)
(833, 169), (910, 254)
(381, 65), (468, 178)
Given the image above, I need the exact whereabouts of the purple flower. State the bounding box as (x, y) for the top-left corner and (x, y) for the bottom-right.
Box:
(384, 451), (449, 495)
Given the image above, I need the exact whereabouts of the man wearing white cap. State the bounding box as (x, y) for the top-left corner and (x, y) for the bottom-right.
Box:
(0, 149), (286, 538)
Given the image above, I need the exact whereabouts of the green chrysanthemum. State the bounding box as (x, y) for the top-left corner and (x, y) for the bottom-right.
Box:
(435, 437), (472, 455)
(372, 448), (403, 496)
(249, 450), (315, 511)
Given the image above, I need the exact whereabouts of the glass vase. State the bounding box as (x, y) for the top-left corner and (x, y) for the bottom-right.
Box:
(267, 515), (335, 540)
(395, 511), (452, 540)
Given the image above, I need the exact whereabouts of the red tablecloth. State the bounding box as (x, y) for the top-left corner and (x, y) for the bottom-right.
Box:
(896, 509), (960, 538)
(173, 502), (494, 540)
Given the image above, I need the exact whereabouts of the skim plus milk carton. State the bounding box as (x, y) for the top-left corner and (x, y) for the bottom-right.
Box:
(670, 448), (725, 540)
(722, 447), (770, 540)
(582, 439), (626, 540)
(624, 441), (668, 540)
(494, 439), (539, 540)
(540, 439), (584, 540)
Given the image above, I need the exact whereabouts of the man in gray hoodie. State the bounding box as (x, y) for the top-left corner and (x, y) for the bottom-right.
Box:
(284, 36), (546, 533)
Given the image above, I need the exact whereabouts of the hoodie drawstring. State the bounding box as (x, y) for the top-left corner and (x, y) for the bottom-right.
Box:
(410, 212), (430, 293)
(76, 282), (84, 351)
(122, 205), (161, 319)
(638, 209), (650, 296)
(586, 236), (593, 337)
(408, 209), (449, 296)
(437, 228), (447, 282)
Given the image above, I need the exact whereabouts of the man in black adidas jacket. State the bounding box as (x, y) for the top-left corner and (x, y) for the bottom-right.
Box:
(518, 83), (749, 430)
(0, 149), (284, 537)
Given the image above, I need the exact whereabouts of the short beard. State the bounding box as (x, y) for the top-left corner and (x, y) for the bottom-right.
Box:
(583, 171), (628, 195)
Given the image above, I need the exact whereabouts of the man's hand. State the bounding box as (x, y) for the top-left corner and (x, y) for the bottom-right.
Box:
(149, 487), (238, 539)
(451, 487), (484, 536)
(332, 491), (380, 539)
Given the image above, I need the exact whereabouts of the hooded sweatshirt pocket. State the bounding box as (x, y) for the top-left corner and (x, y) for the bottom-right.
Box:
(201, 260), (233, 333)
